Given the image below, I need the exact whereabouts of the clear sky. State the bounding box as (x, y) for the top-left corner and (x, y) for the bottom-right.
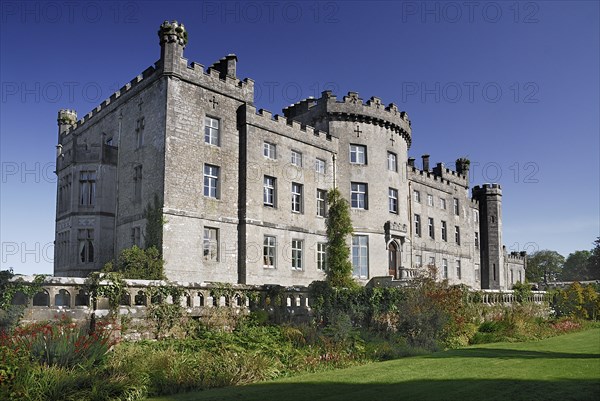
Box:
(1, 1), (598, 275)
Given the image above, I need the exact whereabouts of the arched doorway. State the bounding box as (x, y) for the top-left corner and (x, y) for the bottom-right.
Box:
(388, 241), (400, 279)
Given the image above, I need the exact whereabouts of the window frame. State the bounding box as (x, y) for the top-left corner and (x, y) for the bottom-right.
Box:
(263, 142), (277, 159)
(414, 214), (421, 237)
(351, 182), (368, 209)
(317, 242), (327, 271)
(315, 158), (326, 174)
(203, 227), (219, 262)
(349, 144), (367, 165)
(387, 152), (397, 172)
(291, 150), (303, 167)
(291, 182), (304, 213)
(428, 217), (435, 239)
(263, 236), (276, 268)
(291, 239), (303, 270)
(388, 187), (398, 214)
(316, 189), (327, 217)
(352, 235), (369, 278)
(263, 176), (276, 207)
(204, 116), (220, 146)
(203, 164), (220, 199)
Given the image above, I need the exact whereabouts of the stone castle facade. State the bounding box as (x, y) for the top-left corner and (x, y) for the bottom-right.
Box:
(53, 21), (525, 290)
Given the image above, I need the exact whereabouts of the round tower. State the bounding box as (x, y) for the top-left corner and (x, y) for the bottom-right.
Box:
(283, 91), (413, 282)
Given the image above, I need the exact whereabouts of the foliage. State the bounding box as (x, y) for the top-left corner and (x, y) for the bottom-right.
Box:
(0, 269), (45, 311)
(146, 284), (185, 339)
(552, 282), (599, 320)
(587, 237), (600, 280)
(4, 315), (117, 369)
(561, 250), (592, 281)
(512, 281), (533, 303)
(103, 246), (165, 280)
(325, 188), (356, 288)
(84, 271), (127, 315)
(144, 194), (165, 252)
(525, 250), (565, 284)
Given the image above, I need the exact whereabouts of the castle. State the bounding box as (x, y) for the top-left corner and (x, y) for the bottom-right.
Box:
(53, 21), (525, 290)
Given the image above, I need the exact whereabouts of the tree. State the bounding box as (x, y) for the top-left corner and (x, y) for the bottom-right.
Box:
(325, 188), (356, 288)
(103, 246), (165, 280)
(525, 250), (564, 284)
(561, 250), (592, 281)
(587, 237), (600, 280)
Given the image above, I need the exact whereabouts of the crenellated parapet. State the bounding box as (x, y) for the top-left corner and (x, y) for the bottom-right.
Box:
(57, 65), (158, 140)
(283, 90), (412, 147)
(243, 104), (336, 150)
(472, 183), (502, 197)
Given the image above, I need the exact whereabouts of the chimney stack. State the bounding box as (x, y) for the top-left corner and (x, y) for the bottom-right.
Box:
(422, 154), (430, 171)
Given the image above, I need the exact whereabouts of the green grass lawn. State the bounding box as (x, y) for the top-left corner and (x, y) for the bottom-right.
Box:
(149, 328), (600, 401)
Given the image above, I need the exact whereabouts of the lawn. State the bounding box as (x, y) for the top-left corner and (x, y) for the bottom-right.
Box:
(149, 328), (600, 401)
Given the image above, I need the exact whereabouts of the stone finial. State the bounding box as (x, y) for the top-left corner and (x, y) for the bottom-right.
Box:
(58, 109), (77, 126)
(158, 20), (188, 48)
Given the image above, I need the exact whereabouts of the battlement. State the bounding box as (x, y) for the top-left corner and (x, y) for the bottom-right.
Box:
(407, 157), (469, 190)
(506, 250), (527, 261)
(158, 20), (188, 47)
(179, 60), (254, 98)
(472, 183), (503, 196)
(283, 90), (411, 147)
(244, 104), (335, 148)
(58, 65), (159, 138)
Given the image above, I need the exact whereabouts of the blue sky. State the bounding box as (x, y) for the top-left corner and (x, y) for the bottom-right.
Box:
(1, 1), (598, 275)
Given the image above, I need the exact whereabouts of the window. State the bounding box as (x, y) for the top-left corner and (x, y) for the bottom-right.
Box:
(203, 227), (219, 261)
(317, 242), (327, 271)
(349, 144), (366, 164)
(263, 236), (276, 268)
(317, 189), (327, 217)
(58, 174), (72, 212)
(131, 227), (141, 247)
(105, 137), (113, 146)
(204, 116), (220, 146)
(351, 182), (368, 209)
(441, 221), (447, 241)
(203, 164), (220, 198)
(455, 226), (461, 245)
(388, 188), (398, 214)
(78, 229), (94, 263)
(475, 232), (479, 249)
(315, 158), (326, 174)
(263, 142), (276, 159)
(453, 198), (460, 215)
(442, 258), (448, 279)
(440, 198), (447, 210)
(291, 239), (303, 270)
(57, 231), (69, 265)
(428, 217), (435, 239)
(493, 263), (496, 280)
(428, 256), (436, 266)
(511, 269), (514, 284)
(133, 165), (142, 203)
(474, 210), (479, 222)
(475, 264), (480, 282)
(414, 214), (421, 237)
(291, 182), (303, 213)
(518, 271), (522, 283)
(79, 171), (96, 206)
(387, 152), (397, 171)
(291, 150), (303, 167)
(413, 190), (421, 203)
(456, 260), (461, 279)
(427, 194), (433, 206)
(135, 117), (144, 148)
(415, 255), (422, 267)
(352, 235), (369, 278)
(263, 176), (276, 207)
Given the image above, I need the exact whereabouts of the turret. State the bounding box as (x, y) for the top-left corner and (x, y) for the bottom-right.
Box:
(456, 157), (470, 186)
(57, 109), (77, 137)
(158, 20), (188, 73)
(472, 184), (503, 289)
